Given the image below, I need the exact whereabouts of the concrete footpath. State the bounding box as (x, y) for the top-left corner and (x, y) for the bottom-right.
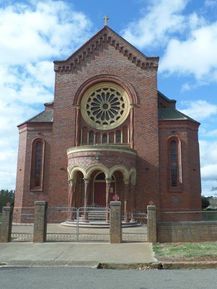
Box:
(0, 242), (157, 268)
(1, 242), (217, 269)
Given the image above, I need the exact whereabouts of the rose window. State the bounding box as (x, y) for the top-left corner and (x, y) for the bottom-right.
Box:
(81, 82), (130, 130)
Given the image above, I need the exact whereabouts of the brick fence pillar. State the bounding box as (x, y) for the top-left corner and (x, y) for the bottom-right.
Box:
(33, 201), (47, 242)
(0, 206), (13, 242)
(110, 201), (122, 243)
(147, 205), (157, 243)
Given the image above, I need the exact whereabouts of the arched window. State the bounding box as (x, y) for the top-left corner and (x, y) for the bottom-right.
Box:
(169, 140), (178, 187)
(30, 138), (45, 190)
(168, 137), (182, 188)
(95, 172), (105, 181)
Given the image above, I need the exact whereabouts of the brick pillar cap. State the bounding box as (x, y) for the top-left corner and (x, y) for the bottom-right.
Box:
(110, 201), (121, 206)
(147, 205), (156, 210)
(34, 201), (47, 206)
(2, 207), (12, 211)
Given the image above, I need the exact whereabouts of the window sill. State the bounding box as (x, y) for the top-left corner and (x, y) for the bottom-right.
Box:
(30, 187), (43, 193)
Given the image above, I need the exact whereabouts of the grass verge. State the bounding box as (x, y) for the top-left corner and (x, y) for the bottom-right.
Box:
(153, 242), (217, 261)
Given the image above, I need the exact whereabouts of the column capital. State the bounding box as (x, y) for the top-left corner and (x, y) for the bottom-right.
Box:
(105, 178), (112, 184)
(68, 178), (75, 185)
(83, 177), (90, 183)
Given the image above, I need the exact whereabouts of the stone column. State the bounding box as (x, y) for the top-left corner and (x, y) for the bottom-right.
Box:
(110, 201), (122, 243)
(130, 184), (136, 222)
(83, 178), (89, 221)
(67, 179), (75, 220)
(147, 205), (157, 243)
(123, 181), (129, 222)
(33, 201), (47, 242)
(0, 206), (13, 242)
(105, 178), (112, 223)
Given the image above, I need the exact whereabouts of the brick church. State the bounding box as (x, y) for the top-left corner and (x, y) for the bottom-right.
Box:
(14, 25), (201, 221)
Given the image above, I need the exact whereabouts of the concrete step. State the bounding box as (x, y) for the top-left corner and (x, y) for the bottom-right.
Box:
(88, 211), (107, 221)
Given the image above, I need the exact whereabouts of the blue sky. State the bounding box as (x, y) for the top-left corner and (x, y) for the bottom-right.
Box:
(0, 0), (217, 196)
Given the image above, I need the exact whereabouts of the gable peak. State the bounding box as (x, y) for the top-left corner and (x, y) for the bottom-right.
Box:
(54, 26), (159, 73)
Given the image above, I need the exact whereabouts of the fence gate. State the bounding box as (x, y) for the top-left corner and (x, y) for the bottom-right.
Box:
(122, 210), (147, 242)
(11, 207), (34, 242)
(46, 207), (111, 242)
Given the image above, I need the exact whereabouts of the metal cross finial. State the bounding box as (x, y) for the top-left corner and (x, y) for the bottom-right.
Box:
(104, 16), (109, 26)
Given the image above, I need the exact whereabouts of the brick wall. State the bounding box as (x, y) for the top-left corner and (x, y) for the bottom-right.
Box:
(159, 121), (201, 211)
(158, 221), (217, 242)
(14, 123), (52, 210)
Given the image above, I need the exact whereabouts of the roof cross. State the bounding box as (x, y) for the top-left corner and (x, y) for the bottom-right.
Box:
(104, 16), (109, 26)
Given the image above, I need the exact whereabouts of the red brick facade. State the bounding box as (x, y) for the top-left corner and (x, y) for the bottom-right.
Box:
(14, 26), (201, 221)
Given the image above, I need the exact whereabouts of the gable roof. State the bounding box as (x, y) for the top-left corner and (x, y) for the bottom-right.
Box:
(18, 110), (53, 127)
(157, 91), (199, 124)
(28, 110), (53, 123)
(54, 26), (159, 73)
(159, 107), (199, 123)
(158, 91), (176, 104)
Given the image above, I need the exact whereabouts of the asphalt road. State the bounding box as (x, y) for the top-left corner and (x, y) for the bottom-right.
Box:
(0, 267), (217, 289)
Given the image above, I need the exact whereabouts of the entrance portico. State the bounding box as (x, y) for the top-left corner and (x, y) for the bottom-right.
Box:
(67, 145), (136, 221)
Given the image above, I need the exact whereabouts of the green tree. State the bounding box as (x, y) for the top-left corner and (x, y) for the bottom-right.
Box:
(201, 195), (210, 209)
(0, 190), (14, 212)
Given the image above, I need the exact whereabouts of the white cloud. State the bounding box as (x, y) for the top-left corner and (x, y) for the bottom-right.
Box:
(202, 164), (217, 180)
(121, 0), (217, 84)
(179, 100), (217, 121)
(0, 149), (17, 190)
(0, 1), (92, 189)
(199, 140), (217, 196)
(26, 61), (54, 88)
(205, 0), (217, 8)
(0, 1), (91, 65)
(206, 129), (217, 137)
(202, 180), (217, 197)
(188, 12), (206, 30)
(160, 21), (217, 81)
(179, 101), (217, 196)
(200, 140), (217, 179)
(122, 0), (188, 49)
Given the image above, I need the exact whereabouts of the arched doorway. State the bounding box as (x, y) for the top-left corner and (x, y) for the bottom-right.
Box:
(93, 172), (115, 207)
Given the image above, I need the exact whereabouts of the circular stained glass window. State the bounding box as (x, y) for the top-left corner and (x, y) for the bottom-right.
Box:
(81, 82), (130, 130)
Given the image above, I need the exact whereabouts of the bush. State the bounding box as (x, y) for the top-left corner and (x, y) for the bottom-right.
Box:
(201, 195), (210, 209)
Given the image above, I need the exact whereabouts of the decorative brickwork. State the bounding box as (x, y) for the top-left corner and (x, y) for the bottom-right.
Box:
(54, 26), (159, 74)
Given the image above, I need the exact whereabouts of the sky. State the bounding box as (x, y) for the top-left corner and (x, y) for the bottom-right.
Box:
(0, 0), (217, 196)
